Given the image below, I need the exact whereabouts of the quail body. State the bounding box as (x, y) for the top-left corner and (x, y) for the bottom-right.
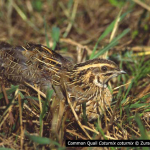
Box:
(0, 42), (125, 121)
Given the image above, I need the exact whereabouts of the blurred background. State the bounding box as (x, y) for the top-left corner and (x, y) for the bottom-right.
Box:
(0, 0), (150, 50)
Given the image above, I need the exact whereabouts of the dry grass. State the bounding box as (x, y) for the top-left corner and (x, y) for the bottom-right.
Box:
(0, 0), (150, 149)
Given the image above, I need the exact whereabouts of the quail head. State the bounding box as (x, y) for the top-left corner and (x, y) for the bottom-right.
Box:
(63, 59), (126, 120)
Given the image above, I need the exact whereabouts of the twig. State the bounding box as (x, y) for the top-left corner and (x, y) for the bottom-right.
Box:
(83, 125), (99, 134)
(18, 91), (24, 150)
(37, 86), (43, 137)
(133, 0), (150, 11)
(24, 103), (39, 117)
(67, 94), (92, 139)
(24, 82), (46, 98)
(113, 82), (131, 90)
(104, 8), (123, 58)
(66, 129), (87, 140)
(105, 101), (120, 133)
(63, 81), (92, 139)
(60, 38), (92, 55)
(56, 100), (66, 133)
(63, 0), (79, 37)
(125, 125), (141, 136)
(1, 84), (14, 125)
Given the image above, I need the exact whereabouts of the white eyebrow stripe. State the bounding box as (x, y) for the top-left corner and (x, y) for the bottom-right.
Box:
(76, 63), (115, 71)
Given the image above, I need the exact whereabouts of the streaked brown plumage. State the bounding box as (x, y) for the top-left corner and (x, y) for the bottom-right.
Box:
(0, 42), (126, 121)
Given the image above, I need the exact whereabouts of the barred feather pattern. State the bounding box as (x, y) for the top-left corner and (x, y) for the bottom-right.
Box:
(0, 42), (125, 121)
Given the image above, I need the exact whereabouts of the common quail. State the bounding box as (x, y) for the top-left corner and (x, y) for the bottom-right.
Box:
(0, 42), (126, 121)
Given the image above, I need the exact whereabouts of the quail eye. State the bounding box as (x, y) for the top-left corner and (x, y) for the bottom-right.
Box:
(101, 66), (107, 72)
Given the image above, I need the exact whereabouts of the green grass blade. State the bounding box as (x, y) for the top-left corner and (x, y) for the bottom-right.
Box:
(44, 16), (50, 48)
(32, 0), (42, 12)
(96, 123), (107, 140)
(90, 10), (131, 59)
(82, 102), (88, 125)
(0, 85), (18, 100)
(42, 89), (53, 116)
(52, 26), (60, 50)
(39, 89), (53, 135)
(25, 131), (60, 146)
(121, 79), (133, 104)
(90, 20), (116, 59)
(92, 28), (130, 59)
(129, 103), (146, 109)
(135, 114), (149, 141)
(25, 96), (39, 101)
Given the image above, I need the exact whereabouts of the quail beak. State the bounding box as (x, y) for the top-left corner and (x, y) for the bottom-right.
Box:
(104, 70), (126, 84)
(111, 69), (126, 77)
(114, 70), (126, 76)
(119, 70), (126, 74)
